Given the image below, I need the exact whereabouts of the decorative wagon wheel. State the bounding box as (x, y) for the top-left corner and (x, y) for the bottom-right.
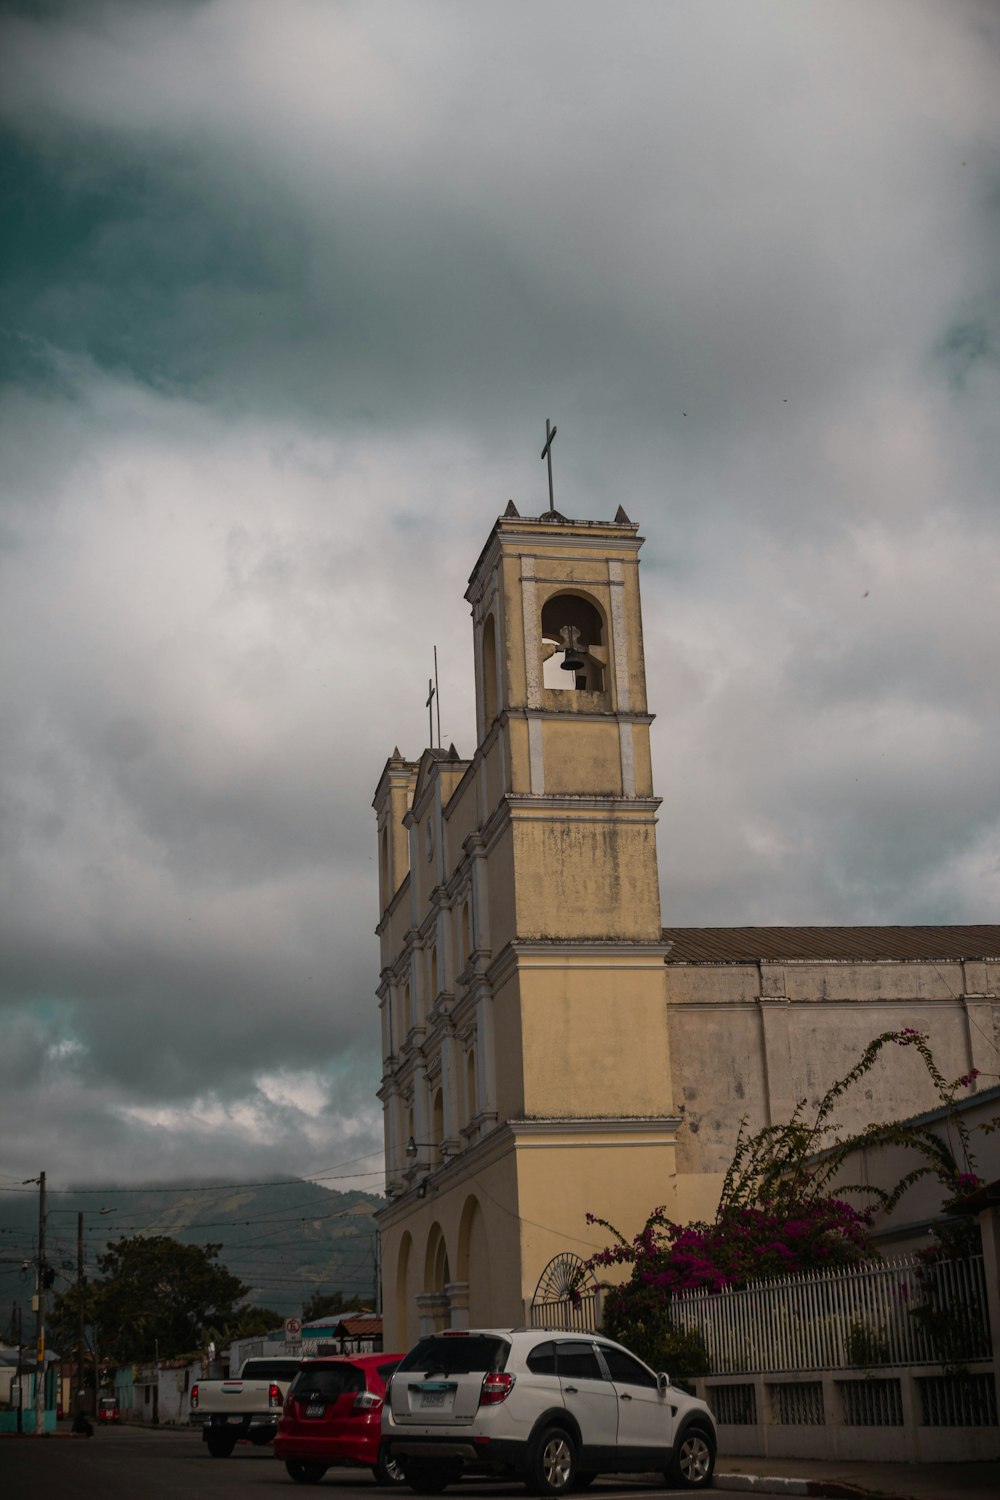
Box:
(532, 1251), (595, 1307)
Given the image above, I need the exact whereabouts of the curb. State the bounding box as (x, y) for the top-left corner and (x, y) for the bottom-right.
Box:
(715, 1477), (899, 1498)
(0, 1431), (92, 1440)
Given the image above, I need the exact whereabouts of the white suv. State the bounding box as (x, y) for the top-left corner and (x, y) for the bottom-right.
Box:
(382, 1328), (716, 1493)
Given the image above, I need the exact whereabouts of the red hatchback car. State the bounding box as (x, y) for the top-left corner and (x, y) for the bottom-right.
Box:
(275, 1353), (405, 1486)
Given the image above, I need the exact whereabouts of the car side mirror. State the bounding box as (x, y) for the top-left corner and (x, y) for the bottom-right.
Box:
(656, 1372), (670, 1397)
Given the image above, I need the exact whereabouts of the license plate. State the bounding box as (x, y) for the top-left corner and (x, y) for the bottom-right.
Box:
(227, 1417), (243, 1425)
(306, 1403), (325, 1418)
(420, 1391), (446, 1409)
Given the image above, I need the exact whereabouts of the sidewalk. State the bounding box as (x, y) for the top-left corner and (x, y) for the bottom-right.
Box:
(715, 1453), (1000, 1499)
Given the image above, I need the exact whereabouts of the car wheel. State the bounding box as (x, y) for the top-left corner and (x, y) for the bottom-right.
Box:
(206, 1430), (238, 1458)
(403, 1458), (458, 1494)
(572, 1474), (598, 1492)
(285, 1459), (328, 1484)
(373, 1445), (407, 1486)
(666, 1425), (715, 1489)
(528, 1426), (577, 1496)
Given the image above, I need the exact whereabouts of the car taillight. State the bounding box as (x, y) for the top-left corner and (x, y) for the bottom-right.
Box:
(479, 1372), (515, 1406)
(268, 1383), (282, 1409)
(352, 1390), (383, 1412)
(190, 1384), (199, 1410)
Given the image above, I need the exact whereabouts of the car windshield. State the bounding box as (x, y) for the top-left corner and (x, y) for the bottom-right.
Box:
(290, 1365), (365, 1400)
(396, 1335), (509, 1376)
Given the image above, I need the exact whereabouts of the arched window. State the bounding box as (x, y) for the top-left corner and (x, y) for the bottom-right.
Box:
(466, 1049), (477, 1120)
(482, 612), (498, 726)
(380, 826), (390, 902)
(541, 593), (605, 692)
(432, 1088), (444, 1153)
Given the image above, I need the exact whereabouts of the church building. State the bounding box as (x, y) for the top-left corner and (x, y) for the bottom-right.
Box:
(372, 503), (1000, 1349)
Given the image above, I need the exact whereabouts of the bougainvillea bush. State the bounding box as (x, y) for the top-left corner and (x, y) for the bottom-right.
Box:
(583, 1028), (992, 1376)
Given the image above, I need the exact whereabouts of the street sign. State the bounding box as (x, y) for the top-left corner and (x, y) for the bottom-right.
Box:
(284, 1317), (302, 1342)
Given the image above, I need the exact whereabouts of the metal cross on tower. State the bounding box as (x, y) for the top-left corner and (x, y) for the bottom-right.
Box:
(425, 646), (441, 748)
(540, 417), (558, 510)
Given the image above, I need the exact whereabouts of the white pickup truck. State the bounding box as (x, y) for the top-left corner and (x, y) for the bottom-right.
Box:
(190, 1356), (303, 1457)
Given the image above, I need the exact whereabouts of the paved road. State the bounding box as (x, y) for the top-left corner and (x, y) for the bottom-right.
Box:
(0, 1424), (790, 1499)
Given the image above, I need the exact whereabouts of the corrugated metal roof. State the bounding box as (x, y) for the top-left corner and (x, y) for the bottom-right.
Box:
(662, 925), (1000, 963)
(335, 1314), (382, 1336)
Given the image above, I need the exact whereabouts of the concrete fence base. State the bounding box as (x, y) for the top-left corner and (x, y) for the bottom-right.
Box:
(693, 1362), (1000, 1463)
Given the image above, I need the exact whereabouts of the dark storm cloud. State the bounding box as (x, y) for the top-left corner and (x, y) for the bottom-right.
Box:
(1, 0), (999, 1186)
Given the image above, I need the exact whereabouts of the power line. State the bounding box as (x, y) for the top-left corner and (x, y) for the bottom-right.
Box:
(0, 1151), (386, 1196)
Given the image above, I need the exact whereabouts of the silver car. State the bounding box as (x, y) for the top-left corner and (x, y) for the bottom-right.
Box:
(382, 1328), (716, 1493)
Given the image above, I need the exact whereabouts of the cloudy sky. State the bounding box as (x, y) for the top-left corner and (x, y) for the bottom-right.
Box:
(1, 0), (998, 1196)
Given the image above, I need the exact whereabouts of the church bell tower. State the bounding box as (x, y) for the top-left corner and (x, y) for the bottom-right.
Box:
(374, 497), (678, 1346)
(466, 501), (664, 947)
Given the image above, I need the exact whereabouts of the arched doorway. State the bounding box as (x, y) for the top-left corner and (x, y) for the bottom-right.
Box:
(457, 1194), (492, 1328)
(417, 1223), (452, 1335)
(395, 1232), (413, 1351)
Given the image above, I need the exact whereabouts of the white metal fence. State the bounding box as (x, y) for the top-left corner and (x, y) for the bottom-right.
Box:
(530, 1287), (602, 1332)
(670, 1254), (990, 1374)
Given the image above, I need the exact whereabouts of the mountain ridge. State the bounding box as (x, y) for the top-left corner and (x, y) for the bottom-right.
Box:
(0, 1177), (384, 1320)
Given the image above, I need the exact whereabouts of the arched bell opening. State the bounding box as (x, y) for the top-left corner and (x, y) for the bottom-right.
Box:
(481, 611), (499, 727)
(540, 593), (607, 693)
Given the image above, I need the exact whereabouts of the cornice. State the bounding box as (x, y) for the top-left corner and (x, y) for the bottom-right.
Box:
(466, 519), (644, 603)
(375, 1112), (679, 1228)
(372, 757), (419, 811)
(509, 1115), (681, 1141)
(487, 938), (671, 990)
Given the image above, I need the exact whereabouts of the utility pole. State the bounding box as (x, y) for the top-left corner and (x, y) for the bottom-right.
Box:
(15, 1302), (23, 1434)
(77, 1212), (87, 1418)
(34, 1171), (46, 1436)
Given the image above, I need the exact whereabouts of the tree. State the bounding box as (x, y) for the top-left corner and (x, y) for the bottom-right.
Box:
(47, 1281), (97, 1361)
(222, 1304), (283, 1339)
(301, 1288), (368, 1323)
(87, 1235), (250, 1362)
(584, 1028), (994, 1376)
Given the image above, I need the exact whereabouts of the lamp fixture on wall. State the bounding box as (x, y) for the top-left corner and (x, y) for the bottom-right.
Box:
(405, 1136), (438, 1159)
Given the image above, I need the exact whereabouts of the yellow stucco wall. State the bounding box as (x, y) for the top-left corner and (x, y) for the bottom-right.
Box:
(517, 959), (672, 1118)
(514, 1131), (679, 1307)
(665, 960), (988, 1178)
(511, 815), (662, 941)
(541, 717), (623, 796)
